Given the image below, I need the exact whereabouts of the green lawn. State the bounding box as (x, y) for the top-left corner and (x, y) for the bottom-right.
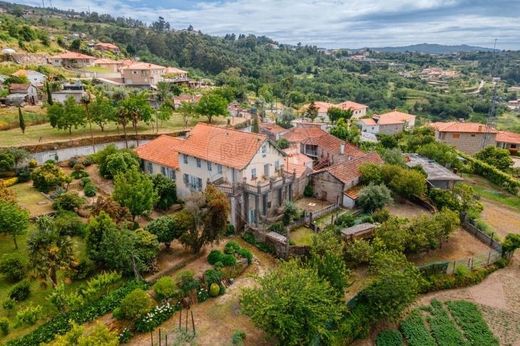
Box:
(462, 174), (520, 210)
(289, 227), (315, 246)
(0, 112), (232, 147)
(8, 182), (53, 217)
(0, 106), (48, 131)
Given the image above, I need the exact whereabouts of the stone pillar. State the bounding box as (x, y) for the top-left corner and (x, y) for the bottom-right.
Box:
(254, 194), (259, 226)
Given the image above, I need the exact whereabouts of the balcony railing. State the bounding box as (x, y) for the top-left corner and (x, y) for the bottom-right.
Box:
(213, 172), (294, 196)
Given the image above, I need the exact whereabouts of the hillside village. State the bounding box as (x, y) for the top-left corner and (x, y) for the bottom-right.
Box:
(0, 2), (520, 346)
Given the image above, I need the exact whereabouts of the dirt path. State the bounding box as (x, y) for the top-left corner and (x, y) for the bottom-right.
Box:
(481, 199), (520, 238)
(127, 239), (277, 346)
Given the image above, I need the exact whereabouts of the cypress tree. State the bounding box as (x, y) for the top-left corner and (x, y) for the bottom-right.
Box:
(46, 82), (53, 105)
(18, 106), (25, 134)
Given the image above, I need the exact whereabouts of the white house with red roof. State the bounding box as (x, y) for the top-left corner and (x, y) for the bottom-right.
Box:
(49, 51), (96, 68)
(121, 62), (166, 87)
(496, 130), (520, 154)
(136, 124), (296, 229)
(359, 110), (416, 135)
(300, 100), (368, 122)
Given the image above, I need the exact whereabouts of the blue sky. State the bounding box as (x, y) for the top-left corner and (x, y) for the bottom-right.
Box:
(13, 0), (520, 49)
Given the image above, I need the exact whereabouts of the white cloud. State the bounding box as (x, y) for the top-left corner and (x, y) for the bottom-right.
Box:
(13, 0), (520, 49)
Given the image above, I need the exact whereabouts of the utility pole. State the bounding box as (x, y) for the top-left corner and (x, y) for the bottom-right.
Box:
(482, 38), (499, 150)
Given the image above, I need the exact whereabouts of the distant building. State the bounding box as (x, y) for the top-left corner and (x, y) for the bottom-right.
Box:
(299, 100), (368, 122)
(94, 42), (120, 53)
(405, 153), (463, 189)
(359, 110), (416, 135)
(430, 121), (497, 154)
(173, 94), (202, 109)
(94, 58), (133, 73)
(49, 51), (96, 68)
(7, 83), (38, 105)
(12, 69), (46, 87)
(51, 83), (86, 103)
(311, 152), (383, 208)
(121, 62), (166, 87)
(164, 67), (188, 80)
(259, 122), (289, 141)
(496, 131), (520, 154)
(507, 99), (520, 111)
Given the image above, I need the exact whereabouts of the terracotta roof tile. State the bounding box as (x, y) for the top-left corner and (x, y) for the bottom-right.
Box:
(337, 101), (368, 111)
(284, 151), (312, 177)
(122, 62), (165, 70)
(135, 135), (184, 169)
(375, 111), (416, 125)
(430, 122), (497, 134)
(259, 122), (287, 134)
(496, 130), (520, 144)
(52, 51), (96, 60)
(177, 123), (267, 170)
(320, 152), (383, 184)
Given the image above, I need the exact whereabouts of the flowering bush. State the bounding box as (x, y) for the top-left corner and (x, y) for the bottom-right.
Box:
(135, 302), (179, 333)
(197, 288), (209, 303)
(118, 327), (133, 343)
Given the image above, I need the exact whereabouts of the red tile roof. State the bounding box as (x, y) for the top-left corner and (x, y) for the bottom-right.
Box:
(337, 101), (368, 111)
(52, 51), (96, 60)
(496, 130), (520, 144)
(284, 151), (312, 177)
(259, 122), (287, 134)
(122, 62), (165, 70)
(320, 152), (383, 185)
(9, 83), (30, 93)
(430, 122), (497, 134)
(375, 111), (416, 125)
(177, 123), (268, 170)
(359, 118), (377, 126)
(135, 135), (184, 169)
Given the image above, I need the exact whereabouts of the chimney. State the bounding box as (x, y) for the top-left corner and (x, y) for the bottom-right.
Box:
(478, 125), (483, 132)
(340, 143), (345, 155)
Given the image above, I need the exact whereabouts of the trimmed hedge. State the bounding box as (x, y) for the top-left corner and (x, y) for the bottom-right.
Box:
(7, 280), (148, 346)
(460, 152), (520, 194)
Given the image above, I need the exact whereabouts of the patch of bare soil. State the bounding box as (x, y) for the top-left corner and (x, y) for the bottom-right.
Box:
(410, 228), (494, 265)
(85, 164), (114, 196)
(481, 199), (520, 238)
(417, 254), (520, 346)
(127, 239), (277, 346)
(386, 200), (430, 218)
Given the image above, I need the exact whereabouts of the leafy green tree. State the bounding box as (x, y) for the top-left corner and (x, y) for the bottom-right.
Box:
(118, 91), (153, 138)
(330, 118), (360, 144)
(373, 217), (409, 253)
(357, 183), (393, 212)
(178, 101), (197, 128)
(0, 151), (15, 172)
(89, 91), (116, 131)
(113, 169), (157, 220)
(502, 233), (520, 256)
(309, 230), (349, 293)
(0, 200), (29, 249)
(180, 185), (229, 253)
(145, 216), (184, 248)
(475, 146), (513, 171)
(416, 142), (461, 169)
(46, 322), (119, 346)
(18, 107), (25, 134)
(152, 174), (177, 210)
(113, 288), (153, 321)
(27, 216), (76, 287)
(196, 91), (229, 123)
(381, 148), (405, 166)
(45, 82), (53, 105)
(327, 107), (352, 123)
(103, 152), (140, 179)
(305, 101), (319, 122)
(389, 168), (426, 198)
(241, 260), (342, 346)
(276, 138), (290, 149)
(364, 251), (421, 321)
(48, 97), (86, 134)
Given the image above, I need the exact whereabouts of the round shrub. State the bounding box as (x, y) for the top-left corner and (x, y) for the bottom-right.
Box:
(237, 248), (253, 264)
(9, 280), (31, 301)
(0, 254), (27, 282)
(224, 241), (241, 255)
(203, 269), (222, 286)
(175, 270), (200, 295)
(219, 285), (226, 295)
(3, 299), (15, 312)
(0, 317), (9, 336)
(31, 161), (69, 193)
(83, 183), (97, 197)
(80, 176), (91, 187)
(209, 283), (220, 297)
(221, 254), (237, 267)
(207, 250), (224, 265)
(54, 211), (85, 237)
(225, 224), (235, 236)
(113, 288), (152, 321)
(153, 276), (177, 301)
(335, 213), (356, 228)
(52, 192), (85, 211)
